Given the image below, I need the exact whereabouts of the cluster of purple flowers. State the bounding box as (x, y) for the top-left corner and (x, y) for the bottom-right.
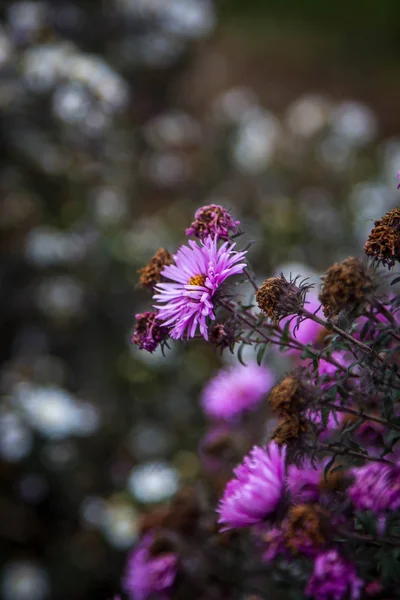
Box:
(124, 199), (400, 600)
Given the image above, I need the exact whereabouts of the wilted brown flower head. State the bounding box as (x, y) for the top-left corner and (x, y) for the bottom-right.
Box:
(319, 256), (375, 318)
(186, 204), (240, 240)
(364, 208), (400, 268)
(271, 414), (309, 446)
(268, 374), (305, 416)
(285, 504), (327, 555)
(138, 248), (173, 288)
(256, 274), (311, 321)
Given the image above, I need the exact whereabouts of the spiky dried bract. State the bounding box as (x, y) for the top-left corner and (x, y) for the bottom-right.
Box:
(320, 256), (374, 318)
(364, 208), (400, 268)
(138, 248), (174, 288)
(256, 274), (311, 321)
(186, 204), (240, 240)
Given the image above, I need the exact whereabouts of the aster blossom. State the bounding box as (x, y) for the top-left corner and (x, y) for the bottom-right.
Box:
(123, 534), (177, 600)
(217, 442), (286, 529)
(306, 549), (363, 600)
(186, 204), (240, 240)
(348, 462), (400, 515)
(153, 237), (247, 340)
(201, 362), (274, 420)
(287, 458), (325, 504)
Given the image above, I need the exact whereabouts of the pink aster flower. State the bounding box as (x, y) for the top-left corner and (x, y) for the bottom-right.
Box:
(123, 534), (177, 600)
(287, 458), (325, 504)
(306, 549), (363, 600)
(153, 237), (247, 340)
(201, 362), (274, 420)
(349, 462), (400, 515)
(217, 442), (286, 530)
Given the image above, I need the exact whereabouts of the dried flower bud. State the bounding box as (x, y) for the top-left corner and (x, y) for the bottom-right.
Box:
(364, 208), (400, 268)
(131, 311), (168, 352)
(319, 256), (375, 318)
(185, 204), (240, 240)
(138, 248), (173, 288)
(208, 322), (236, 353)
(256, 274), (311, 321)
(285, 504), (327, 555)
(268, 374), (306, 416)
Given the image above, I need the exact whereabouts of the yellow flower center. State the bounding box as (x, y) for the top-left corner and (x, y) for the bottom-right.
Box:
(188, 274), (207, 287)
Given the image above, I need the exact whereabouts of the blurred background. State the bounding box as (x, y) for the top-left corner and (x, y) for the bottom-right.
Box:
(1, 1), (400, 599)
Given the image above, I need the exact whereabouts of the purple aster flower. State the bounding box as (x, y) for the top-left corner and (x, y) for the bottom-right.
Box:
(306, 549), (363, 600)
(123, 534), (177, 600)
(131, 312), (169, 353)
(287, 459), (325, 504)
(153, 237), (247, 340)
(201, 362), (274, 420)
(398, 171), (400, 189)
(280, 295), (324, 356)
(186, 204), (240, 240)
(349, 462), (400, 515)
(217, 442), (286, 530)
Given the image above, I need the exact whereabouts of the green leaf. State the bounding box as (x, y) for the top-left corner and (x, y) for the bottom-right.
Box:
(256, 343), (267, 366)
(237, 343), (247, 366)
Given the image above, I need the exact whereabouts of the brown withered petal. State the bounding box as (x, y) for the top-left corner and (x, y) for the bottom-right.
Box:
(319, 256), (374, 318)
(138, 248), (173, 288)
(364, 208), (400, 268)
(256, 274), (311, 321)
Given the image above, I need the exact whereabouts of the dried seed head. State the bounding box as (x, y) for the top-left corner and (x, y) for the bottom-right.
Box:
(271, 414), (309, 446)
(319, 256), (375, 318)
(138, 248), (173, 288)
(364, 208), (400, 268)
(268, 374), (305, 415)
(256, 274), (311, 321)
(285, 504), (327, 555)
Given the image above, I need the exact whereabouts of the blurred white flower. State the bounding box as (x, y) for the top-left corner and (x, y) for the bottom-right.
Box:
(162, 0), (216, 39)
(101, 501), (139, 549)
(25, 227), (87, 266)
(14, 383), (100, 439)
(144, 111), (200, 149)
(128, 462), (179, 503)
(0, 411), (33, 462)
(232, 110), (280, 173)
(286, 94), (332, 138)
(36, 276), (84, 318)
(330, 101), (377, 146)
(213, 87), (259, 124)
(1, 561), (50, 600)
